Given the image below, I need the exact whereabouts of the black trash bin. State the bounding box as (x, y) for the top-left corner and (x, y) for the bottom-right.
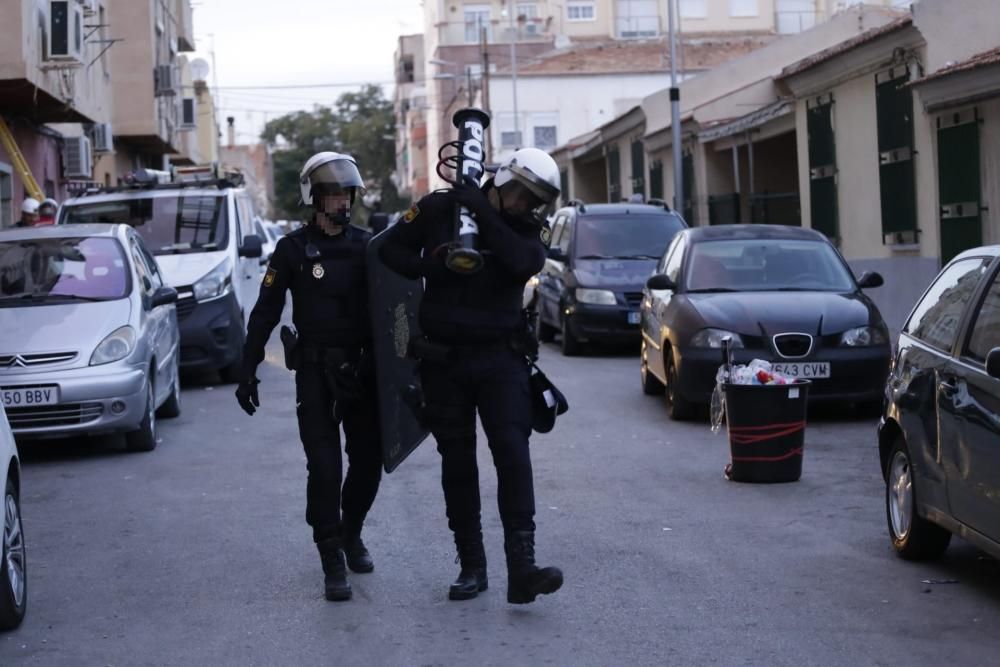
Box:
(723, 380), (810, 483)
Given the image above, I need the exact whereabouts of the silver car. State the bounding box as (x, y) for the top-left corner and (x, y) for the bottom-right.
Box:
(0, 224), (181, 450)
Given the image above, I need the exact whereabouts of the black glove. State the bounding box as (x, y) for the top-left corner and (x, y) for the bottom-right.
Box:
(448, 185), (494, 220)
(235, 378), (260, 416)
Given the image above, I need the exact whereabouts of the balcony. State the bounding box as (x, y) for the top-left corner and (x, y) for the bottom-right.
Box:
(436, 18), (553, 46)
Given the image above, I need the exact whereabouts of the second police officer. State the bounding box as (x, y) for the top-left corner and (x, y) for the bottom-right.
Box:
(235, 152), (382, 602)
(379, 147), (564, 604)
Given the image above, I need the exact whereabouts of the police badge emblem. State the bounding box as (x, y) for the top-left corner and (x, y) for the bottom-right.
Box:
(312, 263), (325, 279)
(540, 226), (552, 246)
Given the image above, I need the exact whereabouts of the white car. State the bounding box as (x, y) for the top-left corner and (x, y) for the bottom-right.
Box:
(0, 402), (25, 630)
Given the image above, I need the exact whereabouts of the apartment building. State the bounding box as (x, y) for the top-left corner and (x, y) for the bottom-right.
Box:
(394, 35), (429, 199)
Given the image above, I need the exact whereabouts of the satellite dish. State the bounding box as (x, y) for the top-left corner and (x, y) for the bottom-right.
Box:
(191, 58), (210, 82)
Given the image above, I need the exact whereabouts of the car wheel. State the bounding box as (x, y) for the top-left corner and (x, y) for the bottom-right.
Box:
(640, 339), (664, 396)
(560, 317), (582, 356)
(156, 356), (181, 419)
(0, 478), (27, 631)
(664, 348), (696, 421)
(126, 380), (158, 452)
(885, 438), (951, 560)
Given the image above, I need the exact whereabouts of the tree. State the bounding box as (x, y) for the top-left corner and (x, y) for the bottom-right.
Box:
(261, 85), (405, 219)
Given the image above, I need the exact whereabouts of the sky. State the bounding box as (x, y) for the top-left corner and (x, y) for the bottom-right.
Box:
(188, 0), (424, 144)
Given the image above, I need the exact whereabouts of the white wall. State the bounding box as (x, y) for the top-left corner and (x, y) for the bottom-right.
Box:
(488, 72), (670, 164)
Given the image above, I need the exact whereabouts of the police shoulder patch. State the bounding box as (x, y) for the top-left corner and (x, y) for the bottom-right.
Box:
(540, 226), (552, 246)
(263, 267), (276, 287)
(402, 203), (420, 223)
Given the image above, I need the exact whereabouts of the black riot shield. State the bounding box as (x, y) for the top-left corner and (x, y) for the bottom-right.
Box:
(367, 229), (430, 472)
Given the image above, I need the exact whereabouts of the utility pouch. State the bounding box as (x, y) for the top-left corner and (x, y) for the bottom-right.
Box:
(280, 325), (300, 371)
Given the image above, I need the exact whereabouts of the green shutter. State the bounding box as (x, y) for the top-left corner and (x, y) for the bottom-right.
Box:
(937, 110), (982, 263)
(649, 160), (663, 200)
(876, 70), (917, 235)
(807, 98), (838, 240)
(630, 139), (645, 198)
(608, 146), (621, 201)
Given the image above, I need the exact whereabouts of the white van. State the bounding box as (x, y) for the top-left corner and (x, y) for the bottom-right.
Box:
(58, 174), (264, 382)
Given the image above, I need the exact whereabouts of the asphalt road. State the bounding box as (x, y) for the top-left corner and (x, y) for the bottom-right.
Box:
(3, 329), (1000, 666)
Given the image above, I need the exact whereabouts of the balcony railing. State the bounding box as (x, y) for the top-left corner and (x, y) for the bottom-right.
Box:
(436, 18), (553, 46)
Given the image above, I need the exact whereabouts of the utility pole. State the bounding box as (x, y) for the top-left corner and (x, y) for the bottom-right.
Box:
(668, 0), (684, 215)
(508, 4), (519, 148)
(481, 26), (492, 163)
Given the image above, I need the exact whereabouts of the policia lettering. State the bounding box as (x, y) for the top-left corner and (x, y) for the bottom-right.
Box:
(235, 152), (381, 602)
(378, 146), (564, 604)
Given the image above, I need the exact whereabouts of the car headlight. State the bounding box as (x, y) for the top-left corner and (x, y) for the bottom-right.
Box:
(575, 288), (617, 306)
(90, 326), (137, 366)
(193, 258), (233, 302)
(689, 328), (744, 349)
(840, 326), (888, 347)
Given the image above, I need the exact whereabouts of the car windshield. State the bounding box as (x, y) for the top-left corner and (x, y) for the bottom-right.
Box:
(60, 193), (228, 256)
(0, 237), (129, 305)
(575, 215), (685, 260)
(686, 239), (856, 292)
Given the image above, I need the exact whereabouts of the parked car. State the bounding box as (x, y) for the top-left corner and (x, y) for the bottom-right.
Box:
(533, 200), (687, 355)
(641, 224), (890, 420)
(255, 218), (276, 266)
(878, 245), (1000, 561)
(0, 402), (25, 630)
(0, 224), (181, 450)
(58, 171), (263, 381)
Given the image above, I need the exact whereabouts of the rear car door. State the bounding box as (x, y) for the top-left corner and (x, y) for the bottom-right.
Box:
(945, 259), (1000, 537)
(898, 257), (990, 512)
(642, 234), (686, 380)
(538, 214), (567, 326)
(234, 194), (261, 314)
(129, 234), (170, 399)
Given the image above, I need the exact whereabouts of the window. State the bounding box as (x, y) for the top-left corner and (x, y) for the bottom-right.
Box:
(664, 236), (686, 283)
(533, 126), (557, 149)
(680, 0), (707, 18)
(464, 4), (491, 43)
(0, 163), (11, 229)
(965, 268), (1000, 363)
(567, 1), (595, 21)
(905, 258), (989, 352)
(557, 219), (572, 254)
(549, 215), (567, 248)
(0, 237), (130, 301)
(501, 131), (522, 148)
(237, 196), (256, 240)
(616, 0), (658, 38)
(730, 0), (758, 17)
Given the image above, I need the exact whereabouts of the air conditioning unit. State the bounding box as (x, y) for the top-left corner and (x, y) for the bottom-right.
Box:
(154, 64), (177, 96)
(92, 122), (114, 153)
(63, 135), (93, 178)
(46, 1), (85, 65)
(180, 98), (196, 129)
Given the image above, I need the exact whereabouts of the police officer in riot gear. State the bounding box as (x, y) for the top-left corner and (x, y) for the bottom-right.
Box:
(235, 152), (382, 602)
(379, 147), (564, 604)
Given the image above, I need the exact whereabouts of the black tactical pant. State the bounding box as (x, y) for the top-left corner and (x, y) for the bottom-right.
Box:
(420, 343), (536, 538)
(295, 360), (382, 543)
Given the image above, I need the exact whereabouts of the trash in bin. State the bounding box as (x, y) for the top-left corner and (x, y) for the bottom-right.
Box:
(712, 340), (809, 483)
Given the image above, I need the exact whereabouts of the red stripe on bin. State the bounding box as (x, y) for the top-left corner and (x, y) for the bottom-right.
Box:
(732, 447), (804, 463)
(728, 420), (806, 445)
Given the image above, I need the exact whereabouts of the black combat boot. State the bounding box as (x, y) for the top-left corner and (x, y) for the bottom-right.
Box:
(504, 530), (563, 604)
(316, 538), (352, 601)
(448, 534), (488, 601)
(343, 531), (374, 574)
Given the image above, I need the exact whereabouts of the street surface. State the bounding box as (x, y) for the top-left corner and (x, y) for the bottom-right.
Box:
(3, 313), (1000, 666)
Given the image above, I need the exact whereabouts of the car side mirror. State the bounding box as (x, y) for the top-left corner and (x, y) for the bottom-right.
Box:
(857, 271), (884, 288)
(987, 348), (1000, 379)
(548, 247), (567, 262)
(150, 285), (178, 308)
(239, 234), (263, 258)
(646, 274), (676, 291)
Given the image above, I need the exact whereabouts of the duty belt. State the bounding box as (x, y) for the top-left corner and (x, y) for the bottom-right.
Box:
(409, 336), (514, 362)
(299, 341), (362, 367)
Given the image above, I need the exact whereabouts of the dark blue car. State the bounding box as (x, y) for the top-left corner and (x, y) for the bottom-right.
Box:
(878, 245), (1000, 561)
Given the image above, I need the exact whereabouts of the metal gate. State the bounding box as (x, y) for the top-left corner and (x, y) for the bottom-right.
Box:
(807, 95), (838, 240)
(876, 68), (918, 240)
(607, 145), (621, 202)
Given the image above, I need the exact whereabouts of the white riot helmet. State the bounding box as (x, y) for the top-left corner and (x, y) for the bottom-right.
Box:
(21, 198), (40, 215)
(298, 152), (366, 207)
(493, 147), (561, 226)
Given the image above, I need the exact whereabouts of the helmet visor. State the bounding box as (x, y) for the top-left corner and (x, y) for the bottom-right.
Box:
(507, 163), (560, 205)
(499, 180), (557, 227)
(307, 159), (366, 195)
